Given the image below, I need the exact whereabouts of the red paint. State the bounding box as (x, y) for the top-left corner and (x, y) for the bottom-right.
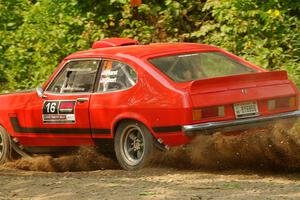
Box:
(92, 38), (139, 49)
(59, 101), (75, 109)
(0, 38), (298, 148)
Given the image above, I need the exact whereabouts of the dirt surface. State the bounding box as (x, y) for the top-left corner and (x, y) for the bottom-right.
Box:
(1, 121), (300, 199)
(1, 166), (300, 200)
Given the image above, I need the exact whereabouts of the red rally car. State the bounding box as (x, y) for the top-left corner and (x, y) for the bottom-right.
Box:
(0, 38), (299, 170)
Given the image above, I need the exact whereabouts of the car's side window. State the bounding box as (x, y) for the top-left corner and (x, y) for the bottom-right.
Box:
(47, 60), (99, 93)
(97, 60), (137, 93)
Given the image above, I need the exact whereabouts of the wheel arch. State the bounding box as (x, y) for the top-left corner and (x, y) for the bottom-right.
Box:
(111, 113), (155, 139)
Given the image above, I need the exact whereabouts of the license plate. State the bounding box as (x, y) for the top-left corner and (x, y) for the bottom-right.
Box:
(234, 102), (259, 119)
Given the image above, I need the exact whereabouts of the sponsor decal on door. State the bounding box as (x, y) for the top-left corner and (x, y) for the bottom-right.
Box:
(42, 100), (76, 124)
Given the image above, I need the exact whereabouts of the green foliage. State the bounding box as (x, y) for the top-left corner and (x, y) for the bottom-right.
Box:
(0, 0), (299, 91)
(2, 0), (90, 90)
(199, 0), (300, 85)
(0, 0), (30, 90)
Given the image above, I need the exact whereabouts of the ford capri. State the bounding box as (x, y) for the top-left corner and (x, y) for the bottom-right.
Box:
(0, 38), (299, 170)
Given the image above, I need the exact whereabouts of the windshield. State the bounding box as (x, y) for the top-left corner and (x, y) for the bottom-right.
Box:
(149, 52), (257, 82)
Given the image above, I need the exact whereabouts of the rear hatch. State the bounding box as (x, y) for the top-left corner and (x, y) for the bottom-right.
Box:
(189, 71), (298, 122)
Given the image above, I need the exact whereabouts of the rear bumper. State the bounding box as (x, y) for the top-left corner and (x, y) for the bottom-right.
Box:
(183, 110), (300, 135)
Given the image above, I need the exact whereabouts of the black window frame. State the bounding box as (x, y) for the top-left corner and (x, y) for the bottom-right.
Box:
(45, 58), (102, 95)
(94, 58), (138, 94)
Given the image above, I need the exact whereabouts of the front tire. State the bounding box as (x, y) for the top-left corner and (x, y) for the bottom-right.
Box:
(0, 126), (11, 164)
(114, 121), (154, 170)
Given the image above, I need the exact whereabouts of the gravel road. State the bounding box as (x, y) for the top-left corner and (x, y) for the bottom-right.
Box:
(1, 167), (300, 200)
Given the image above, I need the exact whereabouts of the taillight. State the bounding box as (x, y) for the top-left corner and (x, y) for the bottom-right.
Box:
(267, 96), (296, 111)
(193, 106), (225, 120)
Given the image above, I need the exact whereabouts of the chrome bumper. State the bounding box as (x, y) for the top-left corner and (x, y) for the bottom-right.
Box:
(183, 110), (300, 135)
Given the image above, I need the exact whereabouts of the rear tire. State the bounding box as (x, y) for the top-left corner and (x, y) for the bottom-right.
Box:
(0, 126), (11, 164)
(114, 121), (154, 170)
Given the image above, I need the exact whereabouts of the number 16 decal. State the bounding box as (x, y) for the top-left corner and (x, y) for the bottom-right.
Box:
(42, 100), (76, 124)
(43, 101), (59, 114)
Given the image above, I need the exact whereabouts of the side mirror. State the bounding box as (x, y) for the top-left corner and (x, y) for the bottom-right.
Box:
(36, 86), (47, 98)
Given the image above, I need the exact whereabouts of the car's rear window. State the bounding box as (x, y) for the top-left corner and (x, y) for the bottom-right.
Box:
(149, 52), (257, 82)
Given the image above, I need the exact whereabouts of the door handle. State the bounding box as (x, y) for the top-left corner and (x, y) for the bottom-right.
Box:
(77, 98), (89, 103)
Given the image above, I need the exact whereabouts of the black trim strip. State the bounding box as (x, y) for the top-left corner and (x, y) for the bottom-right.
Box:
(92, 128), (110, 134)
(152, 125), (182, 133)
(10, 117), (110, 135)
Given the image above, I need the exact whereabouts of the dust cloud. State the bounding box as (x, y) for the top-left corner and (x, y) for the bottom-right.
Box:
(3, 120), (300, 172)
(3, 146), (119, 172)
(156, 120), (300, 171)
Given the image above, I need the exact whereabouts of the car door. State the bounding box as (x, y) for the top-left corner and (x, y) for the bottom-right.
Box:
(89, 59), (138, 139)
(20, 59), (100, 146)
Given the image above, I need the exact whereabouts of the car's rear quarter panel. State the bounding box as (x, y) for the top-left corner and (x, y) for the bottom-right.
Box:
(89, 57), (192, 146)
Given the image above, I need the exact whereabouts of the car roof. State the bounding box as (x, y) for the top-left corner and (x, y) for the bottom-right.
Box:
(66, 43), (220, 60)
